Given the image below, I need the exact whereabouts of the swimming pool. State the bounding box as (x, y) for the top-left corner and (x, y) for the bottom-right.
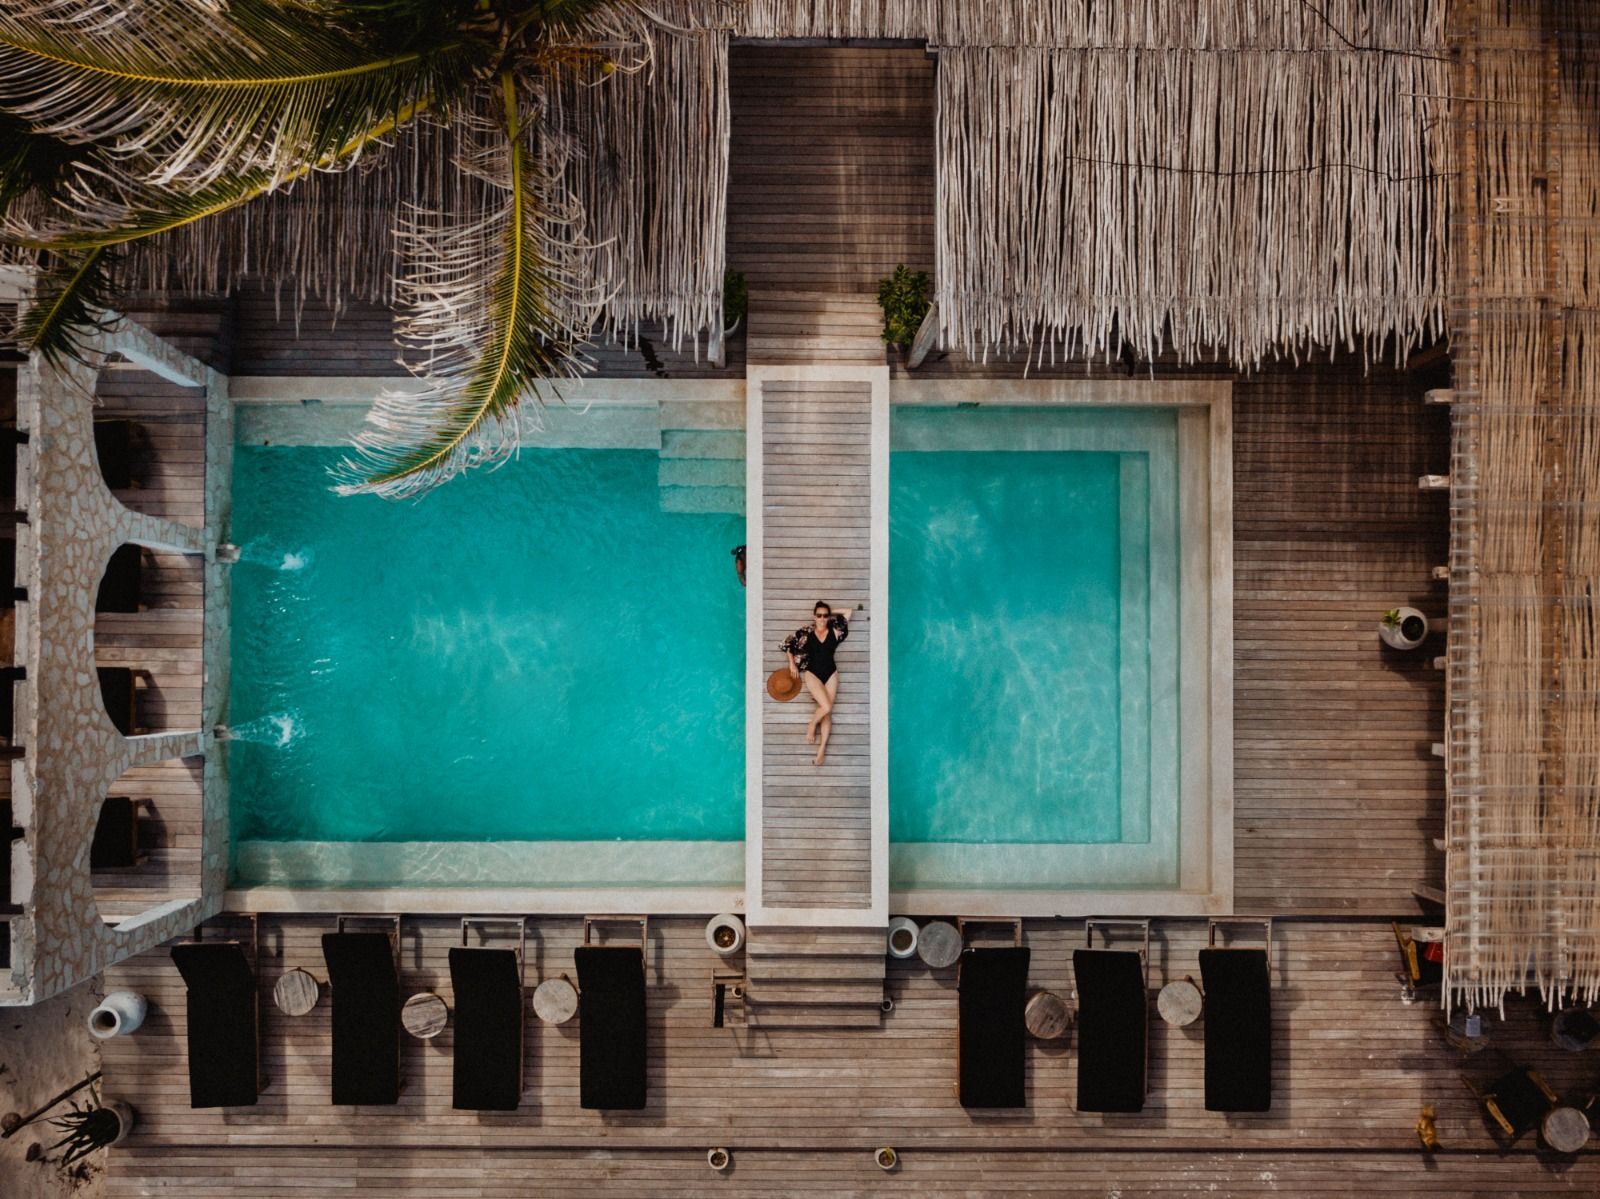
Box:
(889, 406), (1184, 892)
(227, 444), (745, 888)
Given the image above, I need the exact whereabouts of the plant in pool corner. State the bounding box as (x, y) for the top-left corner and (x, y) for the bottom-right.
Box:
(47, 1093), (130, 1165)
(0, 0), (696, 498)
(876, 264), (931, 348)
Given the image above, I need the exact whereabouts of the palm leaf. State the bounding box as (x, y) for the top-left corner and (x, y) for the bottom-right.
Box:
(0, 112), (88, 217)
(0, 0), (488, 185)
(15, 246), (117, 367)
(336, 74), (605, 498)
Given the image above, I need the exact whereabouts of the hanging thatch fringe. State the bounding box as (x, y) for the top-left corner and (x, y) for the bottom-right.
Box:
(734, 0), (1448, 49)
(553, 24), (730, 351)
(1445, 0), (1600, 1014)
(933, 45), (1451, 368)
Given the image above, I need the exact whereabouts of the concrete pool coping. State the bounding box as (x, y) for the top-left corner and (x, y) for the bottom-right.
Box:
(222, 377), (1232, 918)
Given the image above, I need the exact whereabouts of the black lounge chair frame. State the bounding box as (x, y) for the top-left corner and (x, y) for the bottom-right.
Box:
(1200, 917), (1274, 1113)
(171, 914), (263, 1108)
(450, 916), (527, 1112)
(1075, 918), (1151, 1113)
(323, 914), (402, 1106)
(1464, 1065), (1559, 1141)
(576, 915), (649, 1111)
(955, 917), (1029, 1109)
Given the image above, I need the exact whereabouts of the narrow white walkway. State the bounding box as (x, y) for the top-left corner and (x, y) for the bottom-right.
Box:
(745, 363), (888, 926)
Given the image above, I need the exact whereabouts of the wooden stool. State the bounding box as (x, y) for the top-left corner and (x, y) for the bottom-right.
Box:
(1024, 989), (1071, 1040)
(1158, 979), (1203, 1027)
(1542, 1106), (1591, 1154)
(272, 968), (320, 1017)
(533, 976), (579, 1025)
(916, 920), (962, 970)
(402, 992), (449, 1039)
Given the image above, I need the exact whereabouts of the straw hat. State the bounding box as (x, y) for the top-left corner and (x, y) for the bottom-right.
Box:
(766, 667), (802, 702)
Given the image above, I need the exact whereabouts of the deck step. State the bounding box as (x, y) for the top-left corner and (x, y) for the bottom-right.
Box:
(746, 926), (888, 956)
(747, 977), (887, 1006)
(661, 427), (744, 460)
(745, 955), (888, 983)
(745, 1003), (884, 1030)
(747, 290), (886, 366)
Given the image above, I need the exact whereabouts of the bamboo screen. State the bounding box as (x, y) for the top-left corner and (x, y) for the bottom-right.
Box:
(1445, 0), (1600, 1012)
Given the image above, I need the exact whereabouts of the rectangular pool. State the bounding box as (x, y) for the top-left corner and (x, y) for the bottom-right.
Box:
(889, 406), (1184, 892)
(227, 444), (745, 888)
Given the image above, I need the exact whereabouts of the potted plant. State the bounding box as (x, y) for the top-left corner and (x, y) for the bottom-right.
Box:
(876, 265), (932, 366)
(705, 913), (746, 955)
(1380, 607), (1429, 650)
(48, 1096), (134, 1165)
(710, 269), (748, 369)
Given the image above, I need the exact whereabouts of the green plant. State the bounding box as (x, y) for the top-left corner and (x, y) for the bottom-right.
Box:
(722, 269), (747, 328)
(0, 0), (650, 498)
(48, 1099), (122, 1166)
(876, 265), (931, 348)
(1382, 608), (1402, 628)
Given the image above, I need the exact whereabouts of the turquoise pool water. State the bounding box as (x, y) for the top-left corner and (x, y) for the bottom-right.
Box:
(889, 406), (1182, 890)
(228, 447), (745, 852)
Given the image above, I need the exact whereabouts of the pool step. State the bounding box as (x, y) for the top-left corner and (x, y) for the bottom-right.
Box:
(657, 416), (745, 517)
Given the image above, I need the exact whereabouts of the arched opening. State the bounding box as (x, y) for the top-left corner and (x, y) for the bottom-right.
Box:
(91, 754), (203, 927)
(94, 543), (204, 736)
(95, 360), (205, 529)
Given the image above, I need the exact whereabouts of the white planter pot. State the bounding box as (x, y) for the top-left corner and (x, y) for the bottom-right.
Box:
(906, 303), (939, 369)
(1379, 606), (1429, 650)
(707, 1147), (731, 1172)
(876, 1146), (899, 1171)
(706, 913), (745, 955)
(886, 916), (920, 959)
(88, 991), (147, 1039)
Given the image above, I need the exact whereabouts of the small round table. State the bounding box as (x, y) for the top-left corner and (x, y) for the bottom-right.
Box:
(273, 968), (320, 1017)
(1024, 989), (1072, 1040)
(1551, 1007), (1600, 1053)
(1542, 1105), (1591, 1154)
(916, 920), (962, 970)
(1157, 979), (1203, 1028)
(402, 992), (449, 1040)
(533, 977), (579, 1025)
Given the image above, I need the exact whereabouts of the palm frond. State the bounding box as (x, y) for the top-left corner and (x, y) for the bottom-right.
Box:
(0, 112), (88, 217)
(0, 0), (488, 185)
(16, 246), (117, 367)
(336, 75), (607, 499)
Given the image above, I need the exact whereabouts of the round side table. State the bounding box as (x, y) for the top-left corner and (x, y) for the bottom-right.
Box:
(534, 977), (579, 1025)
(273, 968), (320, 1017)
(1542, 1105), (1591, 1154)
(916, 921), (962, 970)
(1157, 979), (1203, 1027)
(1024, 989), (1072, 1040)
(402, 992), (449, 1040)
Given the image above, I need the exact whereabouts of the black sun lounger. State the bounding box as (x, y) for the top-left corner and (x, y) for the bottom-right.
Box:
(1074, 919), (1150, 1113)
(321, 918), (401, 1105)
(575, 916), (648, 1110)
(958, 935), (1031, 1108)
(450, 917), (526, 1112)
(170, 919), (260, 1108)
(1199, 918), (1274, 1113)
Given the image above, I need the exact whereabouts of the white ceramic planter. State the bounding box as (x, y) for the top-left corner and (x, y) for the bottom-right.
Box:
(876, 1146), (899, 1171)
(705, 913), (745, 955)
(707, 1147), (731, 1171)
(88, 991), (147, 1039)
(886, 916), (920, 959)
(906, 303), (939, 369)
(1379, 606), (1429, 650)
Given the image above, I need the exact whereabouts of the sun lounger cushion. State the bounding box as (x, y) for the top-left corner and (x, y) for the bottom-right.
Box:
(97, 667), (135, 736)
(90, 797), (138, 869)
(94, 420), (134, 491)
(1074, 949), (1146, 1112)
(575, 945), (646, 1110)
(1487, 1069), (1550, 1135)
(321, 932), (400, 1105)
(171, 941), (258, 1107)
(449, 947), (523, 1111)
(1200, 948), (1272, 1112)
(96, 543), (143, 614)
(958, 946), (1031, 1108)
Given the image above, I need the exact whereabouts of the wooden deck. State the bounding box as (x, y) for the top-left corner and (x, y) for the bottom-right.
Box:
(99, 914), (1600, 1194)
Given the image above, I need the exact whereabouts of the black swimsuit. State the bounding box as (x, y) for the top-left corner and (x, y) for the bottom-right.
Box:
(782, 617), (848, 684)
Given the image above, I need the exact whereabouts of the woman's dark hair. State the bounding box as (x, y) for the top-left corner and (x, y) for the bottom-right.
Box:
(814, 600), (831, 616)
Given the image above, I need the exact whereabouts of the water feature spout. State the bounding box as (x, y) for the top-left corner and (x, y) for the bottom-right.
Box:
(217, 543), (241, 564)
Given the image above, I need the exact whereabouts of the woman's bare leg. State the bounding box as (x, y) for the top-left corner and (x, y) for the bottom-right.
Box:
(814, 674), (840, 765)
(802, 671), (831, 744)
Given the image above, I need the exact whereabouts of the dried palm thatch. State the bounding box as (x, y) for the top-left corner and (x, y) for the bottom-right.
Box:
(1445, 0), (1600, 1013)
